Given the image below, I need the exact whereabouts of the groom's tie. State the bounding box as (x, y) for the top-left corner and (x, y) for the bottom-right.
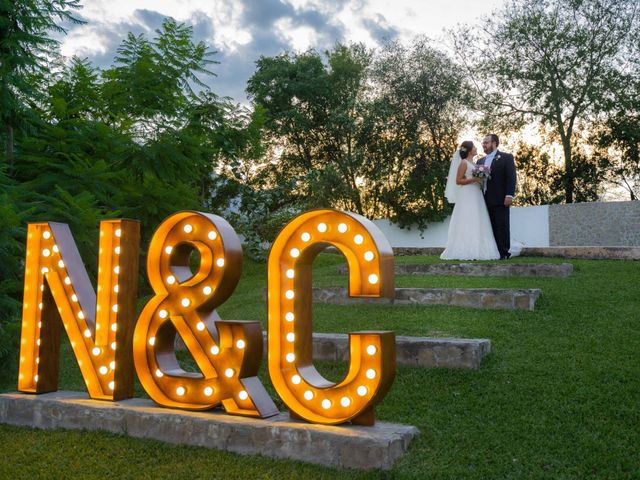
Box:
(482, 159), (488, 193)
(483, 153), (495, 194)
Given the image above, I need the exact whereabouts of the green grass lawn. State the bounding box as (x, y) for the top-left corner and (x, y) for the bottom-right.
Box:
(1, 255), (639, 479)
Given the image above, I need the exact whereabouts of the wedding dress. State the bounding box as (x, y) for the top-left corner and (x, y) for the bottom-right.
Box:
(440, 159), (500, 260)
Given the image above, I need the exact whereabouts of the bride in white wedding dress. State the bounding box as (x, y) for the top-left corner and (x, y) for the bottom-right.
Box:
(441, 141), (500, 260)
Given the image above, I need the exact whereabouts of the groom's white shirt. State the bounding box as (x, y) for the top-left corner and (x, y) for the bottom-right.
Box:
(482, 149), (498, 193)
(484, 149), (498, 169)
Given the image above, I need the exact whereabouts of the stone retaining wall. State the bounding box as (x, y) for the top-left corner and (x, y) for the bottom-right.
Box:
(549, 201), (640, 247)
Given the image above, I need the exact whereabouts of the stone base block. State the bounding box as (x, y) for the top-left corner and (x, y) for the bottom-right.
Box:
(313, 287), (541, 310)
(337, 263), (573, 277)
(0, 392), (418, 471)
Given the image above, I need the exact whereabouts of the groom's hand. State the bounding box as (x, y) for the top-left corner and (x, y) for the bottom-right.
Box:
(504, 196), (513, 207)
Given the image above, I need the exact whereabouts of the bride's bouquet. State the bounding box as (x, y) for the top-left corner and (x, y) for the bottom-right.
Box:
(472, 164), (491, 179)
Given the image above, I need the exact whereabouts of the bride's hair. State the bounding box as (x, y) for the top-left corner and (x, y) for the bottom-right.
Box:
(458, 141), (475, 159)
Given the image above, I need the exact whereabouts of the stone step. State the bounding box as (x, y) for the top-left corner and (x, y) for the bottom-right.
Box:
(391, 246), (640, 260)
(520, 246), (640, 260)
(308, 332), (490, 369)
(0, 392), (418, 470)
(176, 331), (491, 369)
(313, 287), (541, 310)
(336, 262), (573, 277)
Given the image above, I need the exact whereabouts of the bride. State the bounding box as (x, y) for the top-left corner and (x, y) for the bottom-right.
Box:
(440, 141), (500, 260)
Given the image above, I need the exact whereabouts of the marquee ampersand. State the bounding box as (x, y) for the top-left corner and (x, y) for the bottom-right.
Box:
(18, 220), (140, 400)
(133, 211), (278, 417)
(267, 209), (396, 425)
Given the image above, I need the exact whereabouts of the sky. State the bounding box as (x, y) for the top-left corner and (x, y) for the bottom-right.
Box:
(57, 0), (506, 103)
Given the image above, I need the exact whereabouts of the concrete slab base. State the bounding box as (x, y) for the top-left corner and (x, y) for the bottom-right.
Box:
(0, 391), (418, 471)
(337, 263), (573, 277)
(312, 287), (541, 311)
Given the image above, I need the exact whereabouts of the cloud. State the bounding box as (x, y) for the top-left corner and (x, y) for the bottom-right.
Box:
(133, 9), (169, 31)
(55, 0), (504, 103)
(57, 9), (168, 69)
(241, 0), (295, 25)
(361, 14), (398, 43)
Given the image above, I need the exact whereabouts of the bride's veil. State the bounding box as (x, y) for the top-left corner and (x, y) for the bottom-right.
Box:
(444, 149), (462, 204)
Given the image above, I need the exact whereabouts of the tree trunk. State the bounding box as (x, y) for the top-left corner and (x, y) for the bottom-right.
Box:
(562, 140), (574, 203)
(622, 177), (636, 201)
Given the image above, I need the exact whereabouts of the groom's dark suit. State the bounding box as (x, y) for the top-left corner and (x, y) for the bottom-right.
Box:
(476, 150), (517, 259)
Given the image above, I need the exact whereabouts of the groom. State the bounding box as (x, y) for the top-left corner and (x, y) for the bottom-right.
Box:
(477, 134), (517, 260)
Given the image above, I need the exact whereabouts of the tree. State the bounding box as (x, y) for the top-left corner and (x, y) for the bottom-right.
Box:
(453, 0), (638, 203)
(7, 17), (265, 289)
(246, 41), (467, 229)
(365, 38), (466, 228)
(594, 71), (640, 200)
(597, 116), (640, 200)
(0, 169), (25, 361)
(247, 44), (371, 214)
(0, 0), (82, 164)
(512, 142), (562, 205)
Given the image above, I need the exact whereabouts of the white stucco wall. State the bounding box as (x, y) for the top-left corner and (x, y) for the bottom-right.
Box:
(372, 218), (450, 247)
(511, 205), (549, 247)
(372, 205), (550, 248)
